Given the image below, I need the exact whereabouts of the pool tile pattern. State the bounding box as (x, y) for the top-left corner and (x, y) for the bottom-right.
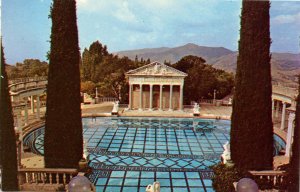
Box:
(94, 171), (214, 192)
(24, 117), (234, 192)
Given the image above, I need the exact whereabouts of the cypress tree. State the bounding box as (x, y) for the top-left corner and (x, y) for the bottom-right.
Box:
(288, 75), (300, 191)
(44, 0), (83, 168)
(0, 44), (19, 190)
(230, 0), (273, 170)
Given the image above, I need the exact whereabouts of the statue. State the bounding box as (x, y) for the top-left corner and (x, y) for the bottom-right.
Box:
(83, 139), (89, 160)
(193, 103), (200, 116)
(221, 141), (231, 164)
(228, 98), (232, 106)
(111, 101), (119, 115)
(153, 64), (161, 74)
(146, 181), (160, 192)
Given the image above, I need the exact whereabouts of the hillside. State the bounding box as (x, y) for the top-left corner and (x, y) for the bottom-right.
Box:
(116, 43), (300, 87)
(117, 43), (233, 63)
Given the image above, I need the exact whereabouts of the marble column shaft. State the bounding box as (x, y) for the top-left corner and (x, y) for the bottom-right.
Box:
(280, 102), (286, 130)
(169, 85), (173, 111)
(149, 84), (153, 110)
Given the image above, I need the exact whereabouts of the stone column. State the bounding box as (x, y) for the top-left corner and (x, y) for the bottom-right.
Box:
(275, 100), (280, 118)
(30, 95), (35, 114)
(179, 85), (184, 110)
(128, 84), (133, 109)
(149, 84), (153, 111)
(272, 99), (275, 118)
(18, 120), (23, 153)
(285, 112), (295, 157)
(139, 84), (143, 110)
(159, 85), (163, 110)
(16, 111), (22, 129)
(169, 85), (173, 111)
(213, 89), (216, 105)
(36, 95), (40, 119)
(95, 87), (98, 103)
(17, 141), (22, 167)
(280, 102), (286, 130)
(24, 103), (28, 125)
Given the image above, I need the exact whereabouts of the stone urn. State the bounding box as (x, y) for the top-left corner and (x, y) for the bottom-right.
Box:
(78, 158), (88, 172)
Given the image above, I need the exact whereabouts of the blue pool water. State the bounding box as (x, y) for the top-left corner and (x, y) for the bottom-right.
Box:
(23, 117), (285, 192)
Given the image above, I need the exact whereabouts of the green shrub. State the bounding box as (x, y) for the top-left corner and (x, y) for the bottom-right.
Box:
(211, 163), (243, 192)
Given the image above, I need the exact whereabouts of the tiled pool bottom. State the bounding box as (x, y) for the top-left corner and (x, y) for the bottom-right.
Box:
(94, 170), (214, 192)
(24, 117), (232, 192)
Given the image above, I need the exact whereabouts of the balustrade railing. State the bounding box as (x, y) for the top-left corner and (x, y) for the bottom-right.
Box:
(18, 168), (78, 186)
(199, 99), (214, 104)
(95, 97), (118, 103)
(249, 170), (287, 190)
(119, 104), (129, 108)
(8, 76), (47, 85)
(9, 80), (47, 93)
(272, 85), (298, 98)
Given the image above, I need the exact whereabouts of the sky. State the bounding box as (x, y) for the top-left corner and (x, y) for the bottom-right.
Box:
(2, 0), (300, 64)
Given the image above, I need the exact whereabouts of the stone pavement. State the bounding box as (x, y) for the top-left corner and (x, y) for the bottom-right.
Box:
(120, 103), (232, 119)
(21, 152), (44, 168)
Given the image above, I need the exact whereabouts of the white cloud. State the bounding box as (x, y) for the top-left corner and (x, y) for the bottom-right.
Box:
(77, 0), (113, 12)
(113, 1), (137, 23)
(272, 12), (300, 25)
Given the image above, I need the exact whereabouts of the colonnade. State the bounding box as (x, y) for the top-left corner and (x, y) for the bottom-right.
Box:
(14, 95), (42, 129)
(128, 84), (184, 111)
(272, 99), (290, 130)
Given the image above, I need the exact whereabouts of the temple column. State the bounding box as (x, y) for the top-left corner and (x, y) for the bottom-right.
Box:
(280, 102), (286, 130)
(285, 112), (295, 157)
(139, 84), (143, 110)
(179, 84), (183, 110)
(275, 100), (280, 118)
(30, 95), (35, 114)
(36, 95), (40, 119)
(159, 84), (163, 110)
(149, 84), (153, 111)
(128, 84), (133, 109)
(169, 85), (173, 111)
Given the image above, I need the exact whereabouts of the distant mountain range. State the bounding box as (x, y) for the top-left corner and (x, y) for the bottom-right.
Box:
(116, 43), (300, 88)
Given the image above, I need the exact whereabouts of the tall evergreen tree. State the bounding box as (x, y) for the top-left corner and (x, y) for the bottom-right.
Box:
(0, 44), (19, 190)
(288, 75), (300, 191)
(230, 0), (273, 170)
(44, 0), (83, 168)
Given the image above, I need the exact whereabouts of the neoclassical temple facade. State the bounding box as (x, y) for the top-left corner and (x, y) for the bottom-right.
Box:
(126, 62), (187, 110)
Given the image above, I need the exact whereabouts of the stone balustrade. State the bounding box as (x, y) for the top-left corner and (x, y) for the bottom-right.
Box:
(8, 76), (47, 85)
(249, 170), (287, 189)
(9, 80), (47, 93)
(18, 168), (78, 190)
(95, 97), (118, 104)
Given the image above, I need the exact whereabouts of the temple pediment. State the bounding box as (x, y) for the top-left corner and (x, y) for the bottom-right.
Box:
(126, 61), (187, 77)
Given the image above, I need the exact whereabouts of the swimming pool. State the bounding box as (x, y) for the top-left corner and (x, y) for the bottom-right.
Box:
(23, 117), (285, 192)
